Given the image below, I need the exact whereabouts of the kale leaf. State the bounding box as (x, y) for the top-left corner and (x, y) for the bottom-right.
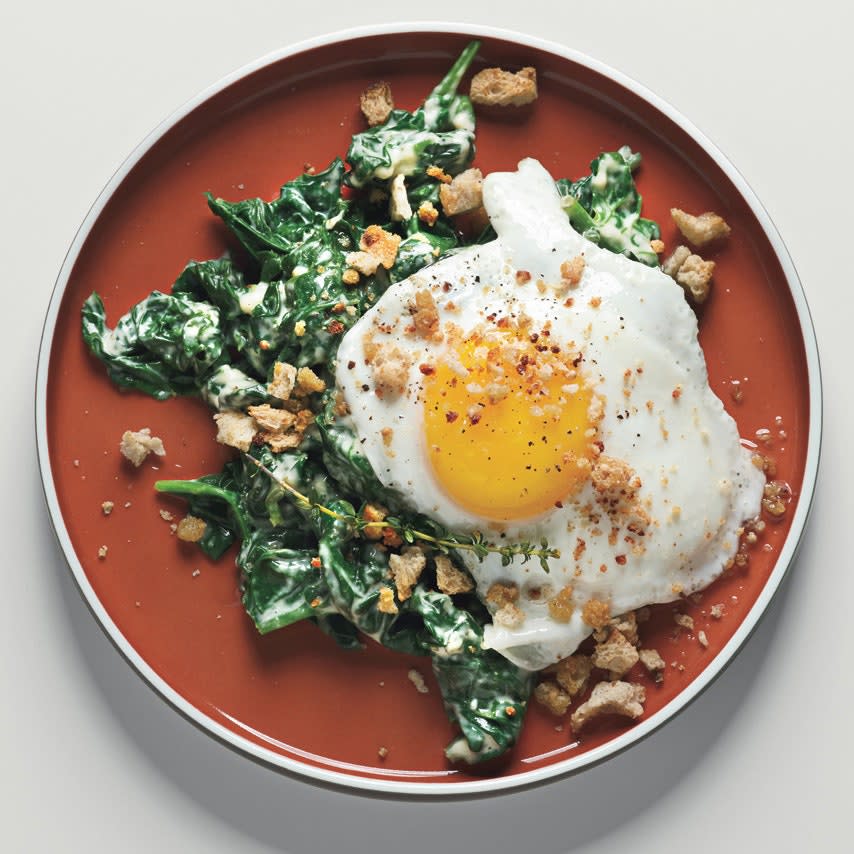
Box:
(557, 145), (661, 266)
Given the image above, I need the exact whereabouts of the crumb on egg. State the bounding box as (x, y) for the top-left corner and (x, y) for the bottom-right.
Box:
(581, 598), (611, 629)
(408, 289), (442, 341)
(592, 629), (639, 679)
(559, 255), (586, 290)
(547, 585), (575, 623)
(176, 515), (207, 543)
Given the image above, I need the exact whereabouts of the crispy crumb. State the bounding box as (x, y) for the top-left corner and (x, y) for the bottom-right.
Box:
(674, 612), (695, 631)
(470, 66), (538, 106)
(710, 603), (725, 619)
(486, 582), (519, 609)
(662, 246), (715, 304)
(268, 361), (297, 401)
(377, 586), (398, 614)
(213, 411), (257, 452)
(360, 80), (393, 127)
(547, 584), (575, 623)
(426, 164), (452, 184)
(176, 515), (207, 543)
(438, 168), (483, 216)
(409, 289), (441, 340)
(159, 509), (174, 522)
(638, 648), (666, 683)
(581, 598), (611, 629)
(671, 208), (731, 247)
(120, 428), (166, 467)
(295, 366), (326, 395)
(342, 267), (362, 285)
(417, 200), (439, 226)
(101, 501), (114, 516)
(380, 427), (394, 447)
(697, 630), (709, 648)
(377, 746), (389, 759)
(534, 681), (572, 716)
(494, 602), (526, 628)
(434, 555), (474, 594)
(247, 404), (295, 433)
(571, 680), (646, 732)
(361, 503), (389, 541)
(370, 343), (412, 398)
(388, 546), (426, 601)
(548, 654), (592, 697)
(592, 629), (640, 679)
(650, 239), (665, 254)
(560, 256), (586, 289)
(594, 611), (639, 647)
(97, 545), (108, 559)
(408, 668), (429, 694)
(359, 225), (401, 270)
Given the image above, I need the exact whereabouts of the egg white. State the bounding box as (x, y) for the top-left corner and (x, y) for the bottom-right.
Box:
(335, 158), (764, 670)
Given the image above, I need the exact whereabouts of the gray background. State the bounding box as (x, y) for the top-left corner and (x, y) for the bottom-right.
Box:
(5, 1), (849, 850)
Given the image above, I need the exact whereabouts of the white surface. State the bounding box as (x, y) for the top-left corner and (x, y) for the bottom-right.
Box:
(4, 0), (849, 849)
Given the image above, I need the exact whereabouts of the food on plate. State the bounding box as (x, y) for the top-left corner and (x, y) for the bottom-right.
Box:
(81, 42), (772, 765)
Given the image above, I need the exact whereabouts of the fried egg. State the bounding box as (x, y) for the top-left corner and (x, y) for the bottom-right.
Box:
(335, 158), (764, 670)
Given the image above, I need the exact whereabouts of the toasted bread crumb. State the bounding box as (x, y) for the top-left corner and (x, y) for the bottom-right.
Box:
(674, 612), (695, 631)
(409, 289), (441, 340)
(247, 404), (296, 433)
(534, 681), (572, 716)
(268, 361), (297, 401)
(370, 343), (412, 398)
(120, 428), (166, 467)
(101, 501), (114, 516)
(213, 411), (257, 452)
(97, 545), (108, 559)
(176, 515), (207, 543)
(388, 546), (426, 601)
(434, 555), (474, 594)
(671, 208), (731, 247)
(638, 648), (666, 682)
(592, 629), (640, 679)
(417, 200), (439, 226)
(360, 81), (394, 127)
(560, 255), (586, 289)
(438, 168), (483, 216)
(547, 654), (592, 697)
(470, 66), (538, 106)
(295, 366), (326, 395)
(547, 584), (575, 623)
(581, 597), (611, 629)
(571, 680), (646, 732)
(360, 225), (401, 270)
(377, 586), (398, 614)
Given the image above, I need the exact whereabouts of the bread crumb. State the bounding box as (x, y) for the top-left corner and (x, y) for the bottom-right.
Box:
(671, 208), (731, 247)
(176, 515), (206, 543)
(159, 509), (174, 522)
(697, 630), (709, 648)
(486, 582), (519, 609)
(97, 545), (108, 559)
(638, 648), (665, 683)
(571, 680), (646, 732)
(547, 584), (575, 623)
(409, 289), (441, 341)
(434, 555), (474, 594)
(438, 168), (483, 216)
(101, 501), (114, 516)
(494, 602), (525, 628)
(547, 654), (592, 697)
(710, 603), (725, 619)
(592, 629), (640, 679)
(295, 366), (326, 395)
(268, 361), (297, 401)
(377, 746), (389, 759)
(359, 225), (401, 270)
(388, 546), (426, 601)
(191, 568), (201, 578)
(426, 165), (453, 184)
(213, 411), (257, 452)
(581, 598), (611, 629)
(408, 668), (429, 694)
(470, 66), (537, 106)
(560, 256), (585, 290)
(360, 81), (394, 127)
(674, 612), (695, 631)
(534, 681), (572, 716)
(377, 586), (398, 614)
(417, 200), (439, 226)
(120, 428), (166, 467)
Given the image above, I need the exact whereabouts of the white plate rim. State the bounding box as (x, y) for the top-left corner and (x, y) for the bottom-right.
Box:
(35, 20), (823, 796)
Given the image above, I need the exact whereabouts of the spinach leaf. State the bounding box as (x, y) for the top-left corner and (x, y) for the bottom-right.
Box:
(346, 41), (480, 189)
(557, 145), (661, 266)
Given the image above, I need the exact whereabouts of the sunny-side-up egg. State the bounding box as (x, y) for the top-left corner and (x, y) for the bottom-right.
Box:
(335, 158), (765, 671)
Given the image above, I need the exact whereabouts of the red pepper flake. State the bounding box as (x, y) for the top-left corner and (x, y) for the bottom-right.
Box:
(496, 316), (510, 329)
(419, 363), (436, 376)
(615, 554), (627, 565)
(554, 500), (564, 508)
(310, 597), (322, 607)
(347, 360), (356, 370)
(672, 385), (682, 399)
(505, 705), (517, 717)
(442, 281), (452, 292)
(469, 412), (482, 425)
(445, 410), (459, 423)
(529, 332), (540, 343)
(328, 320), (345, 335)
(515, 270), (532, 285)
(259, 339), (271, 351)
(564, 297), (575, 308)
(599, 564), (608, 573)
(310, 557), (322, 569)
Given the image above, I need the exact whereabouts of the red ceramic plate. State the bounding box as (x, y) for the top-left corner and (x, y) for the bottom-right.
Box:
(37, 24), (821, 794)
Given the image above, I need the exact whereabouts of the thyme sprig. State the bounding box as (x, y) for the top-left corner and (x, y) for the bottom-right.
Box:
(244, 454), (560, 572)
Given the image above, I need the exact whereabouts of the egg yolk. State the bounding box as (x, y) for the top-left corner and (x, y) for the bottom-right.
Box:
(423, 326), (595, 520)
